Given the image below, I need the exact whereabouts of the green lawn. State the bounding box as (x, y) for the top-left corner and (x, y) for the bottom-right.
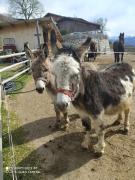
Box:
(1, 74), (43, 180)
(2, 105), (42, 180)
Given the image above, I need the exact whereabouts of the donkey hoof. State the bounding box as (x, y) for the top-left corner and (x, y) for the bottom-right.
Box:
(113, 120), (121, 126)
(94, 152), (103, 158)
(93, 144), (105, 155)
(81, 141), (89, 150)
(60, 123), (69, 130)
(53, 122), (61, 130)
(123, 129), (129, 135)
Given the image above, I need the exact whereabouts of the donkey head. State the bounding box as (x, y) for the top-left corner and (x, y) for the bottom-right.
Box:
(52, 37), (91, 108)
(24, 42), (51, 94)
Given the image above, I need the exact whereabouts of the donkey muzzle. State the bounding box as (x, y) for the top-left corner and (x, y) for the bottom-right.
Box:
(36, 79), (46, 93)
(36, 87), (45, 94)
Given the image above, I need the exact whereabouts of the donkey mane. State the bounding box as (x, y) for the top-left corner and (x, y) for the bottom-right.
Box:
(54, 46), (80, 62)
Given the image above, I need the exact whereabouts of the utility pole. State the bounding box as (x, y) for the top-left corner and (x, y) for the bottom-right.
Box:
(35, 20), (41, 48)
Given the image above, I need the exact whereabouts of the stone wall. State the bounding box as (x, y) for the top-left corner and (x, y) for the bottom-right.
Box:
(62, 31), (110, 53)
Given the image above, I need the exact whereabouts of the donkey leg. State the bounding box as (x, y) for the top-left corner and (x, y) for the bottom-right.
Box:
(81, 131), (91, 149)
(121, 53), (124, 63)
(82, 116), (92, 131)
(62, 111), (70, 129)
(114, 53), (117, 63)
(113, 113), (123, 126)
(54, 105), (61, 128)
(93, 118), (105, 155)
(124, 108), (130, 134)
(81, 116), (92, 149)
(117, 53), (120, 63)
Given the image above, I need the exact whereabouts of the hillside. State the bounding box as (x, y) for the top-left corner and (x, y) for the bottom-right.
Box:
(109, 36), (135, 46)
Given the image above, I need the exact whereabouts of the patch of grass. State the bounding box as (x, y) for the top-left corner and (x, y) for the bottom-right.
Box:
(2, 74), (43, 179)
(5, 73), (32, 100)
(1, 69), (16, 80)
(2, 104), (42, 180)
(0, 63), (12, 68)
(10, 73), (32, 93)
(0, 64), (28, 80)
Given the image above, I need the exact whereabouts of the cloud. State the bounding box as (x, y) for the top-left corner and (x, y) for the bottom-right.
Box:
(0, 0), (8, 13)
(40, 0), (135, 36)
(0, 0), (135, 36)
(0, 7), (6, 13)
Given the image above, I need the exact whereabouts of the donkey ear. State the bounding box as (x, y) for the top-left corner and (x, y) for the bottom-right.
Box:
(74, 37), (92, 62)
(24, 42), (35, 60)
(51, 40), (63, 56)
(40, 43), (49, 58)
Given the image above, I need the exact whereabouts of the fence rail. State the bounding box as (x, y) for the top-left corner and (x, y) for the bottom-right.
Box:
(0, 51), (31, 180)
(0, 52), (25, 60)
(0, 60), (29, 73)
(0, 49), (36, 60)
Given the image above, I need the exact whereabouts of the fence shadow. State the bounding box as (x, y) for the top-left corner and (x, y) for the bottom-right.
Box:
(3, 114), (80, 148)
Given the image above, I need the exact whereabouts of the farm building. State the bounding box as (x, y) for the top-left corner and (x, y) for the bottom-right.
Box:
(45, 13), (100, 34)
(0, 14), (62, 53)
(0, 13), (110, 54)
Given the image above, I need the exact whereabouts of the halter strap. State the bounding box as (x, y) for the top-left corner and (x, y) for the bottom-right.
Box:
(57, 88), (74, 98)
(37, 77), (48, 83)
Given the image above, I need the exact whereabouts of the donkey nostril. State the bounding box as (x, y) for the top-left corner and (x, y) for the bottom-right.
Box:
(36, 87), (44, 93)
(57, 102), (68, 110)
(36, 87), (44, 90)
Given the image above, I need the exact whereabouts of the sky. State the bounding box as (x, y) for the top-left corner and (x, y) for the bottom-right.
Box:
(0, 0), (135, 37)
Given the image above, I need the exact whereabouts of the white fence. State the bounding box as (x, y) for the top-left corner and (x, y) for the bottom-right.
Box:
(0, 52), (31, 180)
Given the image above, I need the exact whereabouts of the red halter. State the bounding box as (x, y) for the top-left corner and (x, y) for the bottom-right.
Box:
(57, 88), (74, 99)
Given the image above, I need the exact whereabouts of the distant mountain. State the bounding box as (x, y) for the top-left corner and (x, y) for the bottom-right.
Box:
(125, 36), (135, 46)
(109, 36), (135, 46)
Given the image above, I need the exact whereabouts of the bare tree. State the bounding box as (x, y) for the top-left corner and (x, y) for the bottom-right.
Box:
(96, 18), (107, 33)
(8, 0), (45, 20)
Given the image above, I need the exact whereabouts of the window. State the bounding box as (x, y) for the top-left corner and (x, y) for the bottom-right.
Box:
(3, 38), (15, 45)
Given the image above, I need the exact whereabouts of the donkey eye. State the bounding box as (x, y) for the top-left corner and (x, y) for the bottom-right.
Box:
(71, 74), (79, 80)
(42, 67), (47, 72)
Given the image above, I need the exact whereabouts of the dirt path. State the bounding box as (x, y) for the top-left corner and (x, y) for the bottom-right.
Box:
(9, 54), (135, 180)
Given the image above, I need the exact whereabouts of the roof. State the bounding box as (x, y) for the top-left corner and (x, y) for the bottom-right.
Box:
(0, 13), (16, 24)
(0, 15), (63, 42)
(45, 13), (63, 21)
(58, 17), (100, 27)
(0, 17), (52, 28)
(45, 12), (100, 28)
